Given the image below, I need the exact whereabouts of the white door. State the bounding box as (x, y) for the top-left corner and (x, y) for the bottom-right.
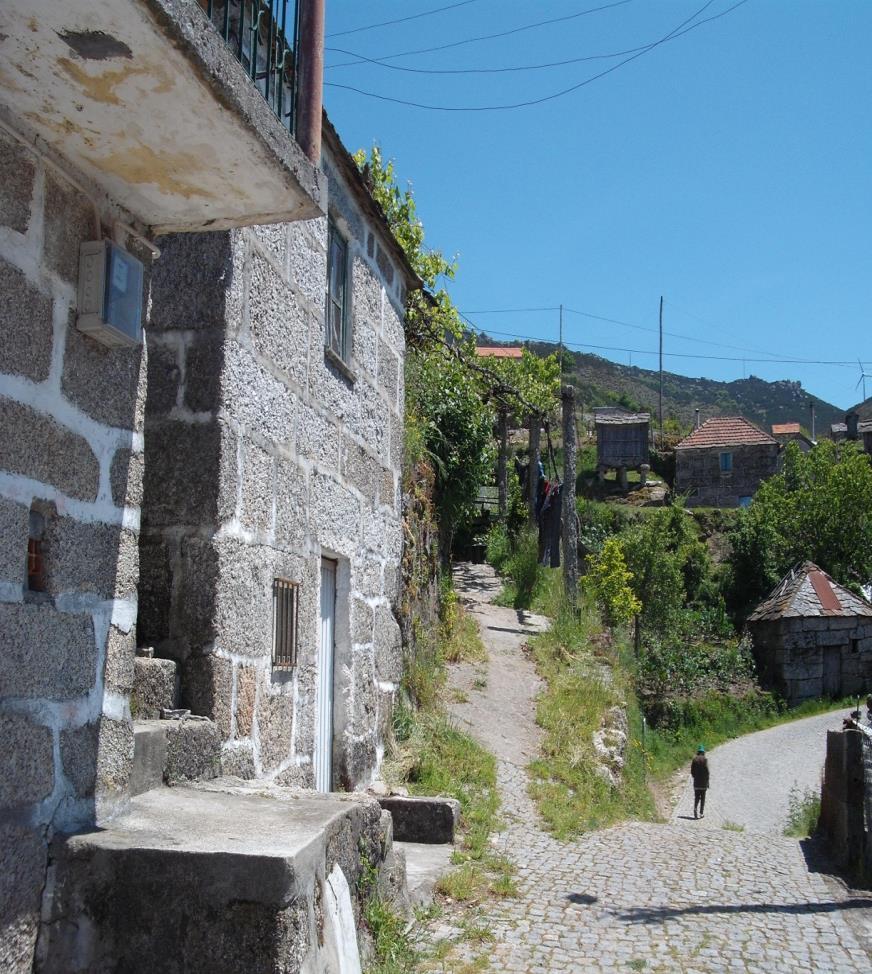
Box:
(316, 559), (337, 792)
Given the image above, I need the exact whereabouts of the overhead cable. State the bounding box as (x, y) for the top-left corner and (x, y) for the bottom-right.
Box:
(324, 0), (749, 112)
(327, 0), (748, 76)
(326, 0), (634, 69)
(463, 324), (859, 368)
(326, 1), (485, 40)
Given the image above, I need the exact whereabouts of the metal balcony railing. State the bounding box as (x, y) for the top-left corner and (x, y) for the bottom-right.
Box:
(202, 0), (299, 134)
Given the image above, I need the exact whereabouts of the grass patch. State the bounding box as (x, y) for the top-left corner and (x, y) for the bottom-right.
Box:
(784, 785), (821, 838)
(363, 895), (418, 974)
(527, 589), (655, 839)
(722, 820), (745, 832)
(642, 692), (857, 781)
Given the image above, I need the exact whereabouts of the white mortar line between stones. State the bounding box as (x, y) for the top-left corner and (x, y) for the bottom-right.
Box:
(0, 474), (138, 530)
(0, 580), (24, 602)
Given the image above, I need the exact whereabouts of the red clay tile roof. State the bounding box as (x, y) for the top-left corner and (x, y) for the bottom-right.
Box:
(676, 416), (777, 450)
(772, 422), (801, 435)
(748, 562), (872, 620)
(475, 346), (524, 358)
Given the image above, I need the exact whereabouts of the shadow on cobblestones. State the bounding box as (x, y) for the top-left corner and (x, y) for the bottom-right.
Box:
(616, 897), (872, 924)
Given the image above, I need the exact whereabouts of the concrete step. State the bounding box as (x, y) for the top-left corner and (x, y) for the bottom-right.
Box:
(130, 718), (221, 797)
(37, 780), (404, 974)
(131, 655), (178, 718)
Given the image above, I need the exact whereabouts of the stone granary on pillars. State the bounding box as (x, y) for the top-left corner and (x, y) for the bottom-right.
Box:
(674, 415), (780, 508)
(594, 407), (651, 487)
(0, 2), (419, 971)
(747, 562), (872, 706)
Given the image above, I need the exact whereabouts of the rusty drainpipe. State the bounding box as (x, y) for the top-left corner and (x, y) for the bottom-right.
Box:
(297, 0), (325, 165)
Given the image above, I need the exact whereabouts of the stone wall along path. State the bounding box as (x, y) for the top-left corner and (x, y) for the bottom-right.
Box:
(444, 561), (872, 974)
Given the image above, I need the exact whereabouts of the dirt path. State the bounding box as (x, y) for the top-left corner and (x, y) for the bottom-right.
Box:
(443, 561), (872, 973)
(671, 708), (853, 832)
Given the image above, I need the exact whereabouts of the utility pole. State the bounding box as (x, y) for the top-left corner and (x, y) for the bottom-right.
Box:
(561, 386), (578, 607)
(658, 295), (664, 446)
(527, 415), (541, 526)
(809, 401), (816, 442)
(559, 303), (564, 387)
(497, 406), (508, 518)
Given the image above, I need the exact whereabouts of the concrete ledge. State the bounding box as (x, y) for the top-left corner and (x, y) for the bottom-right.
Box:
(377, 795), (460, 844)
(38, 781), (391, 973)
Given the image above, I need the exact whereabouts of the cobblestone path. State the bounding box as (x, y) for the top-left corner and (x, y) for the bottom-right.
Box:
(445, 562), (872, 974)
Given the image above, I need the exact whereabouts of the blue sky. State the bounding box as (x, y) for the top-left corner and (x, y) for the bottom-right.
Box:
(323, 1), (872, 409)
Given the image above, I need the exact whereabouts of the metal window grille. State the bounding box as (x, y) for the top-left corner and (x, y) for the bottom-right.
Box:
(326, 220), (349, 360)
(202, 0), (300, 134)
(272, 578), (299, 671)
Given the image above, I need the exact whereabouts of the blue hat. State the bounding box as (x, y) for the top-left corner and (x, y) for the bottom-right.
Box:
(697, 745), (705, 753)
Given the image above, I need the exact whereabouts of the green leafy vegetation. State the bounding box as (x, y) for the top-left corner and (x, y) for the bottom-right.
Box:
(784, 785), (821, 838)
(584, 538), (641, 628)
(642, 692), (856, 780)
(525, 579), (655, 839)
(726, 440), (872, 618)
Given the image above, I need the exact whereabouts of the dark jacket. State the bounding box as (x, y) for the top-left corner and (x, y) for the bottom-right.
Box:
(690, 755), (709, 790)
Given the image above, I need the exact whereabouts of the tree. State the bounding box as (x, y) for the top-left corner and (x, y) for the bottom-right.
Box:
(585, 537), (641, 629)
(354, 146), (495, 564)
(727, 440), (872, 618)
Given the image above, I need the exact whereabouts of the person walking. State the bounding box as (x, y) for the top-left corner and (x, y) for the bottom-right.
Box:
(691, 745), (709, 819)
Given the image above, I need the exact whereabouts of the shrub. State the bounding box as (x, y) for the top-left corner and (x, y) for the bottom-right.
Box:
(484, 522), (512, 572)
(784, 786), (821, 838)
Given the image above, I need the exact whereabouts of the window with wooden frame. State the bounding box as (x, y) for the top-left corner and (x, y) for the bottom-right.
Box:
(719, 451), (733, 473)
(272, 578), (299, 672)
(325, 219), (350, 362)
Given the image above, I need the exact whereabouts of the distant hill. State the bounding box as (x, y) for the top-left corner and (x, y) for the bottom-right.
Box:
(847, 396), (872, 423)
(480, 334), (845, 434)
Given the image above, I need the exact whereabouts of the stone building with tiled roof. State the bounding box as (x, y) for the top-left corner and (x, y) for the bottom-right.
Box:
(748, 562), (872, 705)
(674, 416), (780, 507)
(771, 422), (814, 452)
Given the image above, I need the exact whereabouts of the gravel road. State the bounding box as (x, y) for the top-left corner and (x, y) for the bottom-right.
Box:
(671, 708), (854, 833)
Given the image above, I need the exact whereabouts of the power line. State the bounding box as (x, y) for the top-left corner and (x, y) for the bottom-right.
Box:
(327, 1), (748, 76)
(324, 0), (747, 112)
(326, 1), (633, 69)
(326, 1), (485, 40)
(461, 323), (859, 368)
(562, 305), (787, 359)
(461, 303), (791, 360)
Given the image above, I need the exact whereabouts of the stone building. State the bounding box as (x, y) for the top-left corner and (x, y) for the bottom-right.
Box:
(748, 562), (872, 705)
(139, 113), (416, 792)
(831, 412), (872, 455)
(594, 407), (650, 486)
(674, 415), (780, 508)
(0, 2), (417, 971)
(771, 421), (814, 453)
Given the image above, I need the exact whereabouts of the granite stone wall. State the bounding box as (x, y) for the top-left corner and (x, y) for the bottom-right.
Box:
(820, 729), (867, 875)
(750, 616), (872, 705)
(139, 143), (406, 791)
(675, 442), (779, 507)
(0, 128), (147, 972)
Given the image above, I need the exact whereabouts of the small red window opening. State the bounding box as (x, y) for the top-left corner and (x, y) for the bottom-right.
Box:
(27, 507), (48, 592)
(27, 538), (45, 591)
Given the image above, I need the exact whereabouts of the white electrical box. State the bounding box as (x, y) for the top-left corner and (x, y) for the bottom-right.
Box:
(77, 240), (144, 347)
